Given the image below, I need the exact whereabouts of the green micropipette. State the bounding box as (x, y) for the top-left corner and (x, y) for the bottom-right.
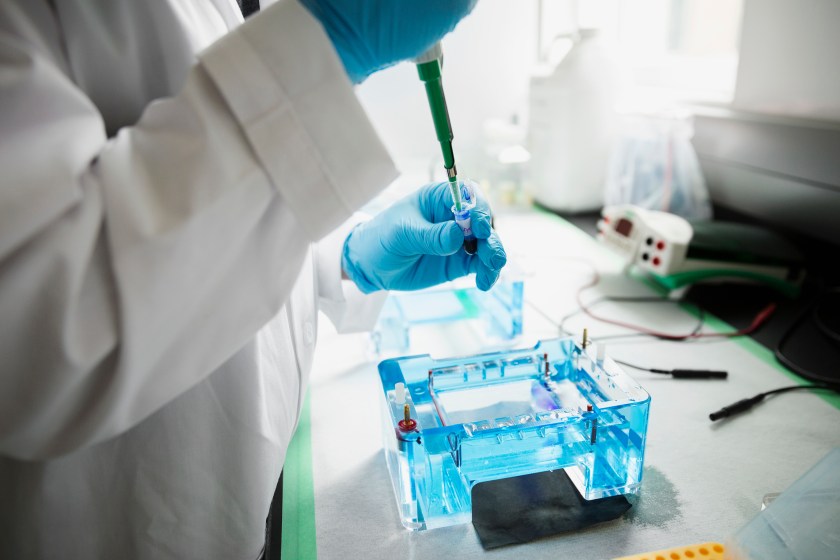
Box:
(416, 47), (463, 213)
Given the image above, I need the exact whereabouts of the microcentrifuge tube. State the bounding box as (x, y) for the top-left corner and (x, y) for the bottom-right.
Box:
(451, 180), (478, 255)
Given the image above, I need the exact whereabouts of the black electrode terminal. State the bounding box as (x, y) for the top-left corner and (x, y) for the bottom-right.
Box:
(614, 359), (728, 380)
(709, 384), (840, 422)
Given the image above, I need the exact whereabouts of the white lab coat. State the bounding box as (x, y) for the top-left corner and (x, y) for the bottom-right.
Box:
(0, 0), (395, 558)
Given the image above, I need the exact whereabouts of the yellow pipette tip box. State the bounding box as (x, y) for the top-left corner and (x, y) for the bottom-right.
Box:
(614, 542), (726, 560)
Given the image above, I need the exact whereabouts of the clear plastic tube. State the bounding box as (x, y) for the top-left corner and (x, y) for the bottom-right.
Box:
(449, 179), (462, 212)
(451, 180), (477, 254)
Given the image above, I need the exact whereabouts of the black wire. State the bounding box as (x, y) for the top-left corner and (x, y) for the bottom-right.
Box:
(612, 359), (670, 374)
(813, 287), (840, 343)
(760, 384), (837, 398)
(774, 287), (840, 385)
(709, 383), (840, 421)
(581, 333), (661, 342)
(706, 286), (840, 421)
(614, 358), (728, 379)
(524, 297), (564, 331)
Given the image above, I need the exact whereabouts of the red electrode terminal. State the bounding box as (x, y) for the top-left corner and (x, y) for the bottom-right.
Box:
(398, 403), (417, 432)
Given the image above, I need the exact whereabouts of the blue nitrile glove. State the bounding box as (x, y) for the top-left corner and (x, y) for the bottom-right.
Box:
(342, 182), (506, 293)
(299, 0), (478, 83)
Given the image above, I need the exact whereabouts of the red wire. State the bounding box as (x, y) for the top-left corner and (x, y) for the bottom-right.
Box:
(573, 266), (777, 340)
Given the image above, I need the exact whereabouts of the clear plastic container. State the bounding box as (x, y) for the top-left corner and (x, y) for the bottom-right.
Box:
(370, 276), (524, 357)
(528, 29), (621, 212)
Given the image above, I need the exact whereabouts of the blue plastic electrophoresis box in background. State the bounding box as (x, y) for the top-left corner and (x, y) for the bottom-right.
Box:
(371, 277), (524, 356)
(378, 338), (651, 531)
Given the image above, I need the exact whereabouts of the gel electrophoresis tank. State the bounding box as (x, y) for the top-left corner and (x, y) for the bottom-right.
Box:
(371, 278), (523, 355)
(378, 338), (651, 530)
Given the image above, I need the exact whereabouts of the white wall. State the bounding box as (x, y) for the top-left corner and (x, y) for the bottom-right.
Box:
(734, 0), (840, 122)
(355, 1), (540, 176)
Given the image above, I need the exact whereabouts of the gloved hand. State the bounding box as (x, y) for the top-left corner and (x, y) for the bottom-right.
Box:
(342, 182), (506, 293)
(299, 0), (478, 83)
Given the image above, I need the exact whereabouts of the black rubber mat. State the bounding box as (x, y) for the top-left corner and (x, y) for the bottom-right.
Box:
(471, 469), (631, 549)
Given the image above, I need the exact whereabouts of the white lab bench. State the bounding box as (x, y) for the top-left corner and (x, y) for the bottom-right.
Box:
(281, 209), (840, 559)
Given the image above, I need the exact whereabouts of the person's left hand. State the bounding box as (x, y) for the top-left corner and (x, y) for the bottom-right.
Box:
(299, 0), (477, 84)
(342, 182), (506, 293)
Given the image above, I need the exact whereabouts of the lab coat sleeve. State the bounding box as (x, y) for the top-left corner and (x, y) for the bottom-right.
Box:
(0, 1), (396, 459)
(198, 2), (398, 240)
(316, 217), (388, 333)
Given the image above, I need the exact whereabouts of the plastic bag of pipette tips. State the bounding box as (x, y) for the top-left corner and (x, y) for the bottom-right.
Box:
(605, 112), (712, 221)
(724, 448), (840, 560)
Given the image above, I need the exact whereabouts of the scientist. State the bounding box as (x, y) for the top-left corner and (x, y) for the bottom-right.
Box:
(0, 0), (505, 558)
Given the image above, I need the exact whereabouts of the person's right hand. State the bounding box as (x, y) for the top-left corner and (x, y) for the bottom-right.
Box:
(299, 0), (477, 83)
(341, 181), (506, 293)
